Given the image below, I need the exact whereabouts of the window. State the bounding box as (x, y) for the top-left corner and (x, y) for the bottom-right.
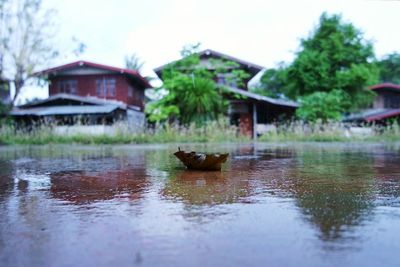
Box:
(128, 85), (133, 97)
(96, 78), (116, 97)
(58, 80), (77, 94)
(384, 95), (400, 108)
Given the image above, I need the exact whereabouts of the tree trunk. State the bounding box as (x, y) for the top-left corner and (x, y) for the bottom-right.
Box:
(12, 79), (24, 106)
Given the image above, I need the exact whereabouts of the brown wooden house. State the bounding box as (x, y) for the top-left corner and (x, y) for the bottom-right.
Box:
(11, 61), (152, 127)
(344, 83), (400, 123)
(154, 49), (298, 137)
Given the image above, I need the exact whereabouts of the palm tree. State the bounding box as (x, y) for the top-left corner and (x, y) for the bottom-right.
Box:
(124, 53), (145, 72)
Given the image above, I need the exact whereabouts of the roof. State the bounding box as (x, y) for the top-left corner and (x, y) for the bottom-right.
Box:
(365, 109), (400, 122)
(10, 105), (121, 116)
(370, 83), (400, 92)
(35, 60), (152, 89)
(154, 49), (264, 79)
(343, 108), (400, 122)
(199, 49), (264, 72)
(10, 94), (143, 117)
(225, 86), (299, 108)
(19, 93), (128, 109)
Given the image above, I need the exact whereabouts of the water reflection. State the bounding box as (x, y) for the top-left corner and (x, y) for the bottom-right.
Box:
(50, 169), (149, 205)
(0, 160), (14, 202)
(0, 144), (400, 267)
(371, 149), (400, 207)
(162, 170), (251, 205)
(276, 148), (376, 242)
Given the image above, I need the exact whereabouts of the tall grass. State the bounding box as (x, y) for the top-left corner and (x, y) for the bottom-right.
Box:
(0, 118), (249, 145)
(1, 119), (399, 145)
(258, 120), (400, 142)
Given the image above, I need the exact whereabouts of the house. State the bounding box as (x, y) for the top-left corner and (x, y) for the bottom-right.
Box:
(154, 49), (298, 137)
(344, 83), (400, 123)
(10, 61), (152, 130)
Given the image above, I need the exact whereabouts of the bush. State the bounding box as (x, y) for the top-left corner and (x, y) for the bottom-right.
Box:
(296, 89), (350, 122)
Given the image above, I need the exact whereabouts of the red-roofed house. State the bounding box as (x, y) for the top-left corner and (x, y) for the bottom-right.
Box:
(11, 61), (152, 129)
(344, 83), (400, 123)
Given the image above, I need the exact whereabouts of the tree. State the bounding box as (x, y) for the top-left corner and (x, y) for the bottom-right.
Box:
(296, 89), (350, 122)
(0, 0), (9, 79)
(377, 52), (400, 84)
(147, 44), (227, 125)
(259, 13), (379, 113)
(252, 62), (288, 98)
(1, 0), (59, 106)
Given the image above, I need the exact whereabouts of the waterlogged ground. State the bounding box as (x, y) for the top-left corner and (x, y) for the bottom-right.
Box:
(1, 143), (400, 267)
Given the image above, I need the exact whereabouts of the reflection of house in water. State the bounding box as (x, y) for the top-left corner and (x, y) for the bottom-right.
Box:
(370, 148), (400, 200)
(0, 160), (14, 202)
(50, 169), (149, 205)
(48, 148), (150, 205)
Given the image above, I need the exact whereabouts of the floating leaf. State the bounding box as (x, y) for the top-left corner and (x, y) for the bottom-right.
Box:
(174, 148), (229, 171)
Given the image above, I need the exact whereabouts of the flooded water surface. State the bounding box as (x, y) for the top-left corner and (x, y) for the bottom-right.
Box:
(1, 143), (400, 267)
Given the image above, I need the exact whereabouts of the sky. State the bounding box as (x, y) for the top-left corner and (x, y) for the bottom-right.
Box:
(19, 0), (400, 102)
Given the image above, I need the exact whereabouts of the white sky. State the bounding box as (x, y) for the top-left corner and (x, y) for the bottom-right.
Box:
(19, 0), (400, 102)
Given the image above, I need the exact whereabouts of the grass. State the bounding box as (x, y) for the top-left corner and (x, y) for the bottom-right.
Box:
(258, 121), (400, 142)
(0, 119), (250, 145)
(1, 119), (399, 145)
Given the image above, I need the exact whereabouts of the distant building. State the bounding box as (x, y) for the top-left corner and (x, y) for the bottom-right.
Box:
(344, 83), (400, 123)
(10, 61), (151, 128)
(154, 49), (298, 137)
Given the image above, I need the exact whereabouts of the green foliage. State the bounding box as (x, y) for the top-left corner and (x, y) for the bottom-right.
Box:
(229, 69), (250, 88)
(288, 13), (379, 104)
(149, 59), (227, 124)
(146, 102), (179, 122)
(377, 52), (400, 84)
(253, 65), (288, 98)
(147, 44), (249, 125)
(209, 57), (250, 88)
(296, 89), (350, 121)
(259, 12), (379, 115)
(0, 102), (10, 114)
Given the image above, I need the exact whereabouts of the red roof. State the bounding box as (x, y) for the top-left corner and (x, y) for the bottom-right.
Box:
(35, 60), (152, 88)
(370, 83), (400, 92)
(366, 109), (400, 122)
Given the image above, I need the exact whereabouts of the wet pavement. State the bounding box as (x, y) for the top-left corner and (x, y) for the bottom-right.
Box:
(1, 143), (400, 267)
